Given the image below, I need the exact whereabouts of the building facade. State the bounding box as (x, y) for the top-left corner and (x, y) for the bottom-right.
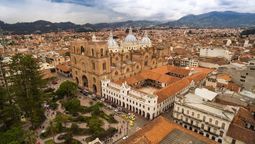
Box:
(200, 47), (233, 61)
(70, 29), (170, 95)
(173, 91), (238, 143)
(101, 65), (212, 119)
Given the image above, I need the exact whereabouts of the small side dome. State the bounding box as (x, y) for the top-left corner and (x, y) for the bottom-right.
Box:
(108, 31), (119, 49)
(140, 31), (151, 47)
(124, 27), (137, 43)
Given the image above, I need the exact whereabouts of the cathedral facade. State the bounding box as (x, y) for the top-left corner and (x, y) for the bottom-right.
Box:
(70, 28), (171, 96)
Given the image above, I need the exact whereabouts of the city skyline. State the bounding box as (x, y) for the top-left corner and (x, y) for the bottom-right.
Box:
(1, 0), (255, 24)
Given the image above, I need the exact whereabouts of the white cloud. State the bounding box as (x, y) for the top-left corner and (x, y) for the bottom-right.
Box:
(0, 0), (254, 23)
(103, 0), (255, 20)
(0, 0), (120, 24)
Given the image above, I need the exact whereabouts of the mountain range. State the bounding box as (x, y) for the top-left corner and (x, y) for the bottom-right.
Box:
(160, 11), (255, 28)
(0, 11), (255, 34)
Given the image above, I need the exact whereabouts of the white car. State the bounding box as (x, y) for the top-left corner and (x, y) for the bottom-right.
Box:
(122, 136), (128, 140)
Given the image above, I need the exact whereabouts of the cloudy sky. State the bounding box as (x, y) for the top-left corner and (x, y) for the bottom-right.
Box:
(0, 0), (255, 24)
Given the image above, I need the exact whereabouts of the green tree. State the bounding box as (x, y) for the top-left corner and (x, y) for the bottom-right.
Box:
(0, 126), (25, 144)
(88, 116), (104, 138)
(9, 54), (45, 129)
(70, 123), (79, 134)
(23, 130), (37, 144)
(0, 86), (20, 131)
(55, 113), (70, 127)
(56, 80), (77, 98)
(63, 98), (81, 115)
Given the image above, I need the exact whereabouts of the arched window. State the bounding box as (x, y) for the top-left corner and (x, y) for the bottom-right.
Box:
(92, 49), (95, 57)
(215, 120), (218, 125)
(81, 46), (85, 54)
(136, 65), (139, 69)
(115, 71), (118, 75)
(221, 123), (225, 129)
(103, 62), (106, 70)
(92, 62), (95, 70)
(100, 48), (103, 57)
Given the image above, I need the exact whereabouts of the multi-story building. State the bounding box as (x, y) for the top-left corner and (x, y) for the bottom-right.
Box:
(200, 47), (233, 61)
(101, 65), (213, 119)
(205, 72), (241, 93)
(123, 116), (217, 144)
(219, 61), (255, 92)
(180, 57), (199, 67)
(70, 28), (171, 95)
(173, 89), (239, 143)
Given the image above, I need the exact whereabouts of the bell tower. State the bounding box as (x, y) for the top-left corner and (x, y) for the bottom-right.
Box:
(87, 42), (111, 96)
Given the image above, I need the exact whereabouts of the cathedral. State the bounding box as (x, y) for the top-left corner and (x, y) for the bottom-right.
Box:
(70, 28), (171, 95)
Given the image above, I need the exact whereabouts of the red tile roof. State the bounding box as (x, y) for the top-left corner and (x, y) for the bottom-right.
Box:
(123, 116), (217, 144)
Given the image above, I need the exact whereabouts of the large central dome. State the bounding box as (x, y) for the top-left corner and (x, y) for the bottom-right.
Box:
(124, 27), (137, 43)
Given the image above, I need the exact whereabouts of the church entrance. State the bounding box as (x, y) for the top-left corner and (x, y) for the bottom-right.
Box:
(75, 77), (79, 85)
(92, 84), (97, 94)
(82, 75), (88, 87)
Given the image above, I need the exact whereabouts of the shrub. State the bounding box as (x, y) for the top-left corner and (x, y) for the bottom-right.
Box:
(63, 98), (82, 115)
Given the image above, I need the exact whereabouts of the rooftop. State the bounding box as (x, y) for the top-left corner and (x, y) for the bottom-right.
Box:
(115, 65), (213, 103)
(226, 108), (255, 144)
(182, 92), (237, 121)
(122, 116), (217, 144)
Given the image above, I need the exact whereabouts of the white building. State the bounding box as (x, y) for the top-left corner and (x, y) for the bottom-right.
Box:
(101, 80), (159, 120)
(101, 65), (212, 120)
(200, 48), (233, 61)
(173, 89), (239, 144)
(180, 58), (199, 67)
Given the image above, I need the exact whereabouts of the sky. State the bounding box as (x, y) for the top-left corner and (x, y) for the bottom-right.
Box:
(0, 0), (255, 24)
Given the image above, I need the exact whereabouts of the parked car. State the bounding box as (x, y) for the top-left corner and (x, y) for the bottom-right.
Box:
(122, 136), (128, 140)
(52, 80), (58, 85)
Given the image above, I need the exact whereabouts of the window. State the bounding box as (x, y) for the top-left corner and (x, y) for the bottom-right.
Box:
(192, 112), (194, 116)
(197, 114), (200, 119)
(92, 49), (95, 56)
(209, 118), (212, 123)
(187, 110), (189, 114)
(220, 131), (224, 137)
(81, 46), (85, 53)
(231, 139), (236, 144)
(103, 62), (106, 70)
(203, 116), (206, 121)
(100, 49), (103, 57)
(92, 62), (96, 70)
(215, 120), (218, 125)
(221, 123), (225, 129)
